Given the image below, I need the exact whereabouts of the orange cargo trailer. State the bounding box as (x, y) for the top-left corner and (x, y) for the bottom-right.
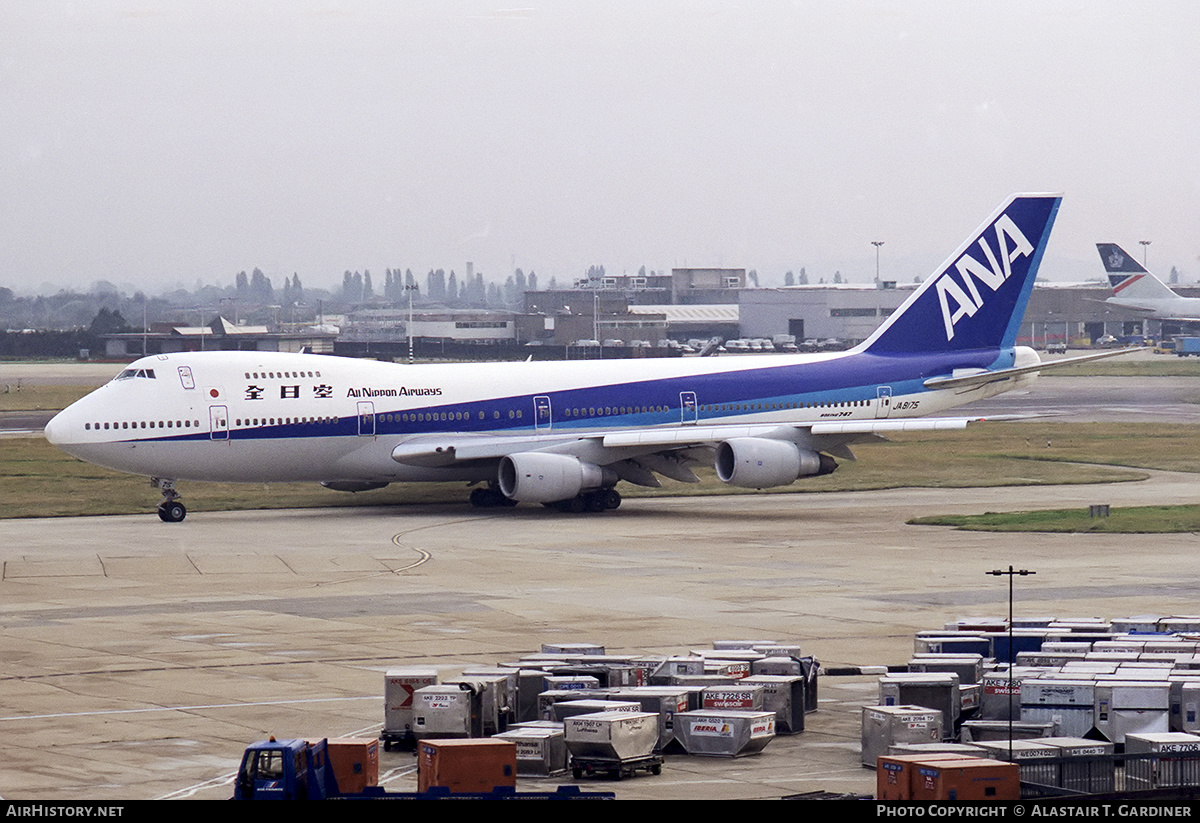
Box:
(325, 737), (379, 794)
(909, 757), (1020, 802)
(876, 753), (978, 801)
(417, 739), (518, 793)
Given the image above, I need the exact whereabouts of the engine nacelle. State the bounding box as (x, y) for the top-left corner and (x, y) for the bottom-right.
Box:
(498, 452), (617, 503)
(714, 438), (837, 489)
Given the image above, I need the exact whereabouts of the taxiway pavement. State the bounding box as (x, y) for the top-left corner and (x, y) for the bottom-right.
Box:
(1, 469), (1197, 800)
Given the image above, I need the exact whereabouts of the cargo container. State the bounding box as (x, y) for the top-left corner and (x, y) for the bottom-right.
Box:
(564, 711), (663, 779)
(492, 727), (568, 777)
(861, 705), (943, 767)
(908, 757), (1020, 801)
(876, 753), (977, 801)
(417, 739), (517, 793)
(382, 667), (439, 750)
(675, 709), (776, 757)
(1125, 732), (1200, 789)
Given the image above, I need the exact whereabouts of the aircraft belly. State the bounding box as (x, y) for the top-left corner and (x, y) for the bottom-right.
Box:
(62, 438), (355, 483)
(326, 437), (492, 483)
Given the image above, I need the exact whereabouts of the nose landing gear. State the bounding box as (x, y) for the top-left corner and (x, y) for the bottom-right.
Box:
(152, 478), (187, 523)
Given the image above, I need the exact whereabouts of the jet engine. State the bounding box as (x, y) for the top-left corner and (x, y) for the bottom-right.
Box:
(714, 438), (837, 489)
(498, 452), (618, 503)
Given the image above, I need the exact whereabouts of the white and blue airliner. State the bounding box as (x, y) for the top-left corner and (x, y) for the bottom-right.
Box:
(46, 193), (1124, 521)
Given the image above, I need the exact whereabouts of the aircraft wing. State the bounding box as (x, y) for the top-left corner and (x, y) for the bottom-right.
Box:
(391, 416), (981, 478)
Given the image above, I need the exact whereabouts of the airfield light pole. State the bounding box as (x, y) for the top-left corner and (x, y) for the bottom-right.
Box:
(405, 283), (419, 364)
(1139, 240), (1151, 267)
(872, 240), (884, 283)
(986, 565), (1035, 761)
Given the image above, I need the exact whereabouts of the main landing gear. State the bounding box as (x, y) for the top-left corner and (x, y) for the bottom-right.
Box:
(468, 485), (623, 513)
(152, 477), (187, 523)
(469, 485), (518, 508)
(544, 488), (622, 514)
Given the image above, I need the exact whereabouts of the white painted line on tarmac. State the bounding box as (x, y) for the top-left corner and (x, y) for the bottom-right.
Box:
(0, 695), (379, 722)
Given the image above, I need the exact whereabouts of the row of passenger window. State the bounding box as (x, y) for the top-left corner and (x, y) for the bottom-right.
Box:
(375, 400), (854, 424)
(562, 405), (668, 417)
(86, 419), (198, 431)
(244, 370), (321, 379)
(378, 404), (674, 424)
(235, 416), (334, 427)
(700, 399), (871, 412)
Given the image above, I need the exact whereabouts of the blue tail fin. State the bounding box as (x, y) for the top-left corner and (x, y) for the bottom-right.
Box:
(862, 194), (1061, 355)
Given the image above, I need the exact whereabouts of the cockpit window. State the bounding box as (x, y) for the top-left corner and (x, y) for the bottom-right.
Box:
(114, 368), (157, 382)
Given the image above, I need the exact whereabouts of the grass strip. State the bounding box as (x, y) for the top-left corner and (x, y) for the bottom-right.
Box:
(909, 504), (1200, 533)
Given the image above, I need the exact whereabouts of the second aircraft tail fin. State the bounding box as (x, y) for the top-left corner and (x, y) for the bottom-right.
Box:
(1097, 243), (1179, 301)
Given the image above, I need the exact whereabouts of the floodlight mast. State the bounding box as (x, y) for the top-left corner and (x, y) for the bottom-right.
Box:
(986, 566), (1035, 761)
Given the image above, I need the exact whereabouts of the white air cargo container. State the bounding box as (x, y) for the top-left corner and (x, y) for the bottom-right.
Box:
(908, 654), (985, 685)
(1170, 678), (1200, 732)
(752, 644), (803, 659)
(611, 687), (691, 749)
(1020, 678), (1096, 740)
(1093, 680), (1170, 744)
(551, 700), (640, 722)
(743, 675), (806, 734)
(1038, 737), (1116, 793)
(493, 727), (568, 776)
(542, 642), (606, 656)
(878, 672), (960, 737)
(701, 685), (764, 712)
(563, 711), (659, 762)
(383, 667), (439, 748)
(649, 656), (706, 680)
(413, 683), (487, 739)
(861, 705), (943, 768)
(751, 656), (802, 676)
(972, 739), (1060, 786)
(913, 633), (991, 657)
(712, 640), (777, 651)
(543, 674), (600, 692)
(675, 710), (776, 757)
(455, 671), (511, 735)
(1110, 616), (1165, 634)
(536, 688), (614, 721)
(980, 668), (1043, 721)
(959, 720), (1057, 743)
(1125, 732), (1200, 790)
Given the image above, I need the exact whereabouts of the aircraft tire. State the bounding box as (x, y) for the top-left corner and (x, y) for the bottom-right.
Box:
(158, 501), (187, 523)
(472, 487), (518, 508)
(602, 489), (622, 510)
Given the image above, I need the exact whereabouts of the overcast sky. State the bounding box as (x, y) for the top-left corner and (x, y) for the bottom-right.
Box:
(3, 1), (1198, 296)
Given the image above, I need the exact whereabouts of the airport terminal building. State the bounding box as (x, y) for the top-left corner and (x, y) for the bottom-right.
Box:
(739, 282), (1200, 347)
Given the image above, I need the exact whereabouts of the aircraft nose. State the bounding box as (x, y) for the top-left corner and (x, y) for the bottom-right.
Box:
(43, 409), (65, 444)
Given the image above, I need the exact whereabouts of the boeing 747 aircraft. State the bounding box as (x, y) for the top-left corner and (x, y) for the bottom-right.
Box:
(46, 193), (1125, 522)
(1098, 242), (1200, 322)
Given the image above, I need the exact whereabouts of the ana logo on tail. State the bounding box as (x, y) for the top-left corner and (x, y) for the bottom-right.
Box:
(935, 214), (1034, 341)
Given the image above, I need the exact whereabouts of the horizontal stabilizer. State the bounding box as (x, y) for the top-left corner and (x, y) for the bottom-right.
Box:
(922, 347), (1143, 390)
